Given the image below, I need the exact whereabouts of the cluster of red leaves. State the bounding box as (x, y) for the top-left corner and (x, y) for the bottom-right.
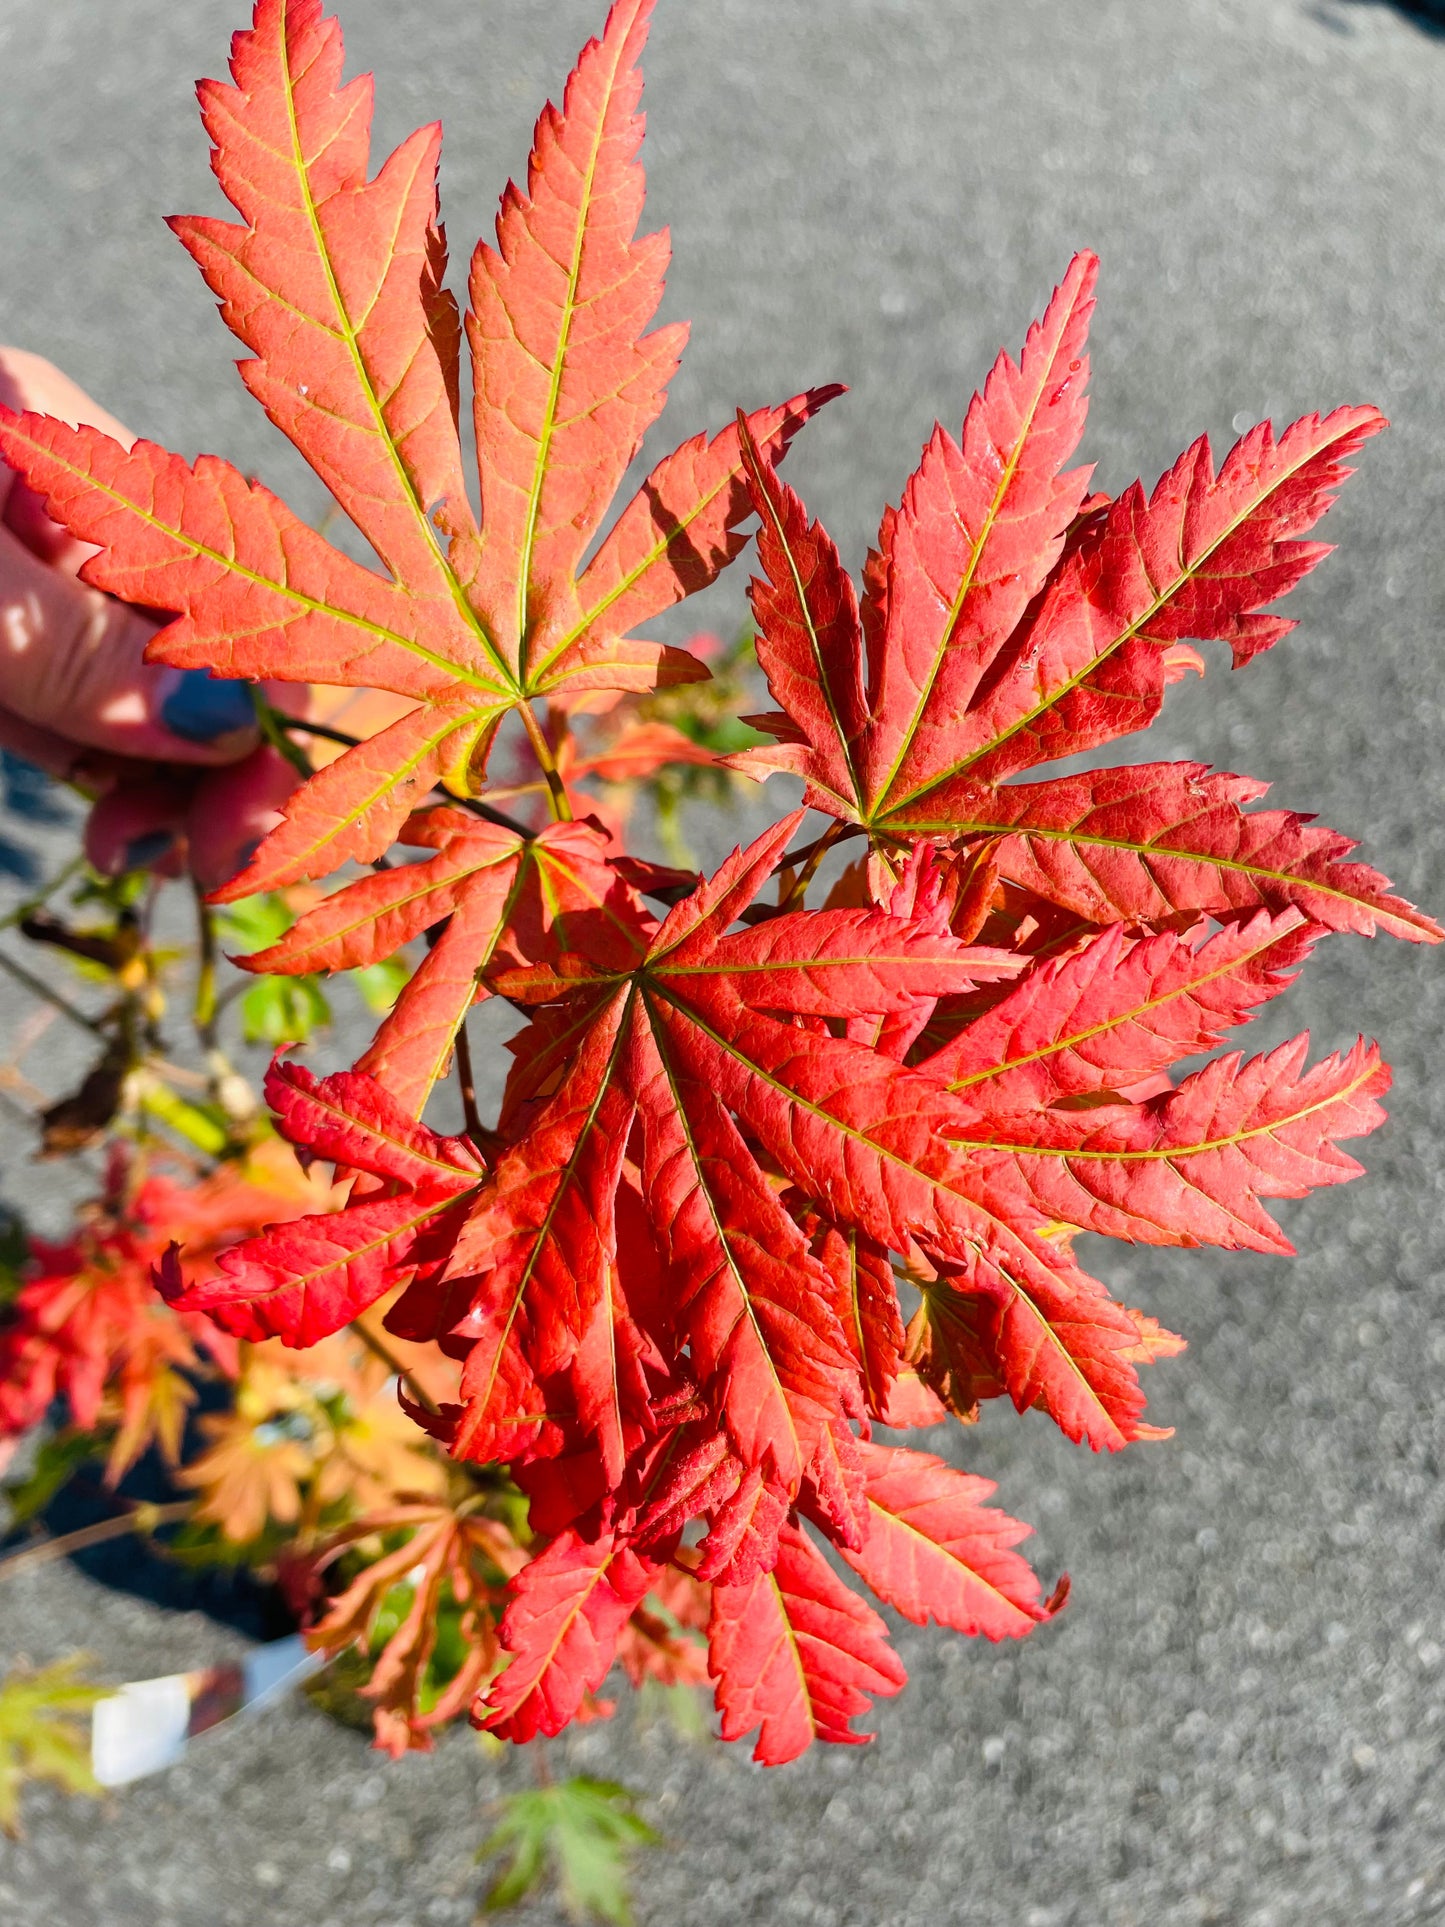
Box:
(0, 1143), (327, 1482)
(1, 0), (1434, 1765)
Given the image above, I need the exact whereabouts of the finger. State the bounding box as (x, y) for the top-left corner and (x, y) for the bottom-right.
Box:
(0, 521), (258, 764)
(85, 777), (190, 879)
(0, 699), (94, 782)
(187, 745), (302, 895)
(0, 346), (134, 575)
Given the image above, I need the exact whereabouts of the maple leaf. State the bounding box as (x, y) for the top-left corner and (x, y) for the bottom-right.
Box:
(707, 1517), (906, 1765)
(0, 0), (836, 901)
(157, 1060), (486, 1344)
(0, 1145), (327, 1482)
(307, 1496), (521, 1755)
(241, 812), (654, 1119)
(56, 0), (1426, 1771)
(477, 1775), (660, 1926)
(178, 1352), (319, 1542)
(421, 813), (1022, 1493)
(837, 1440), (1053, 1640)
(480, 1526), (663, 1743)
(0, 1659), (106, 1838)
(731, 256), (1440, 943)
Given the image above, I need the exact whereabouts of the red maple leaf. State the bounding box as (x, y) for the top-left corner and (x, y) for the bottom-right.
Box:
(0, 1144), (325, 1481)
(730, 256), (1438, 945)
(0, 0), (836, 902)
(156, 1061), (485, 1345)
(10, 0), (1429, 1764)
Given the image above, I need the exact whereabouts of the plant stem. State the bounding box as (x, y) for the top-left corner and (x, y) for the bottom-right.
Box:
(252, 690), (315, 778)
(349, 1319), (442, 1418)
(268, 712), (537, 840)
(0, 948), (105, 1037)
(776, 819), (847, 910)
(0, 1500), (193, 1580)
(453, 1018), (487, 1147)
(518, 705), (572, 822)
(0, 853), (85, 936)
(776, 820), (864, 887)
(192, 879), (219, 1049)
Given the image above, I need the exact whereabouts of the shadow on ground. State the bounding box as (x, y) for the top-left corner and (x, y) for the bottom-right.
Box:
(1335, 0), (1445, 32)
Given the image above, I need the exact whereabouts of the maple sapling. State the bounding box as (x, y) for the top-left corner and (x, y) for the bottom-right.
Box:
(0, 0), (1436, 1790)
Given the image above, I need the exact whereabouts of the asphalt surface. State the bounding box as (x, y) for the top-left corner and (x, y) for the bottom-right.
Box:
(2, 0), (1445, 1922)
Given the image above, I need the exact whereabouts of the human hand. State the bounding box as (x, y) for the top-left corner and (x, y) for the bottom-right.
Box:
(0, 347), (300, 890)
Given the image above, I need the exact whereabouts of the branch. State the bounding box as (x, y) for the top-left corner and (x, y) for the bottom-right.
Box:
(0, 1500), (193, 1580)
(776, 820), (864, 884)
(0, 853), (85, 937)
(453, 1017), (488, 1148)
(349, 1319), (441, 1419)
(192, 878), (219, 1049)
(0, 947), (106, 1037)
(776, 819), (849, 910)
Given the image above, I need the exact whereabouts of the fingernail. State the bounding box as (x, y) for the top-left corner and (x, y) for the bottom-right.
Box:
(124, 829), (177, 871)
(160, 670), (256, 744)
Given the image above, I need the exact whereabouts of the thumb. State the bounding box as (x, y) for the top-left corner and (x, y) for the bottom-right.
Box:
(0, 520), (257, 765)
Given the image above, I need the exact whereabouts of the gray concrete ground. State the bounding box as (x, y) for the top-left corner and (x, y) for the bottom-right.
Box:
(1, 0), (1444, 1921)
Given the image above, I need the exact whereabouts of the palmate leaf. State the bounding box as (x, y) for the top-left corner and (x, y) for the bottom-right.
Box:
(478, 1775), (660, 1926)
(0, 0), (834, 900)
(425, 814), (1030, 1478)
(707, 1518), (906, 1765)
(731, 257), (1440, 942)
(307, 1497), (518, 1757)
(125, 2), (1435, 1770)
(0, 1659), (106, 1838)
(239, 811), (654, 1117)
(157, 1062), (485, 1344)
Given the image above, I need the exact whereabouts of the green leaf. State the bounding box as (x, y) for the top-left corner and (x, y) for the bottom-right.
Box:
(0, 1657), (107, 1837)
(349, 954), (414, 1016)
(478, 1776), (660, 1925)
(2, 1429), (104, 1525)
(216, 893), (292, 951)
(223, 889), (410, 1033)
(240, 974), (332, 1046)
(0, 1206), (27, 1310)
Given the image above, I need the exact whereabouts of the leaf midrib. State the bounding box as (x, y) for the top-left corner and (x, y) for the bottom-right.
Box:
(944, 922), (1300, 1092)
(511, 25), (624, 678)
(947, 1054), (1377, 1163)
(276, 5), (517, 696)
(870, 275), (1090, 816)
(876, 424), (1344, 819)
